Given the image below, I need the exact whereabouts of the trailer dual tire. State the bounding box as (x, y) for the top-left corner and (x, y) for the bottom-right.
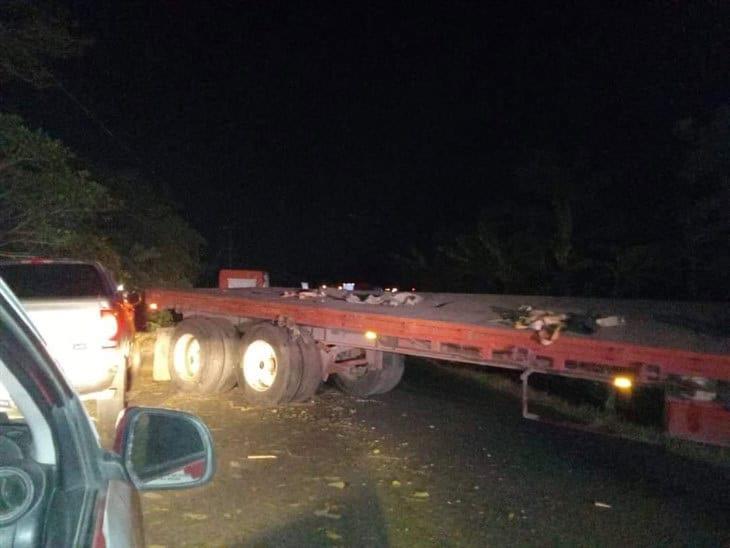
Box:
(203, 317), (239, 392)
(371, 352), (406, 394)
(334, 351), (405, 397)
(293, 337), (323, 402)
(237, 323), (303, 405)
(168, 317), (238, 394)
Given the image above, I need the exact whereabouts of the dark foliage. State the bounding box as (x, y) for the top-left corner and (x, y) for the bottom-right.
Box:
(398, 106), (730, 301)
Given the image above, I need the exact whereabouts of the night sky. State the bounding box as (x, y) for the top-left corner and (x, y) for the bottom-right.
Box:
(10, 1), (729, 285)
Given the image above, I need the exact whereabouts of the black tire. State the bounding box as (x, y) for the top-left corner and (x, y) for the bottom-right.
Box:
(168, 317), (227, 394)
(97, 363), (126, 448)
(205, 317), (240, 392)
(284, 338), (305, 402)
(334, 351), (405, 397)
(372, 352), (405, 395)
(293, 337), (322, 402)
(237, 323), (302, 405)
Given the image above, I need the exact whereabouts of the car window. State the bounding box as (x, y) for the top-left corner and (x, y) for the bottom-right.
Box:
(0, 382), (24, 421)
(0, 324), (56, 465)
(0, 264), (107, 299)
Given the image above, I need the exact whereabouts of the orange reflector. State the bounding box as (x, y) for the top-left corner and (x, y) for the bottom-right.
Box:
(613, 376), (633, 390)
(364, 330), (377, 340)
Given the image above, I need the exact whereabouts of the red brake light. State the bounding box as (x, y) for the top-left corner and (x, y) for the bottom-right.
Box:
(184, 458), (206, 479)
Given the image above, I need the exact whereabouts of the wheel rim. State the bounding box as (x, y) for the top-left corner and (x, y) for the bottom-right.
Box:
(242, 340), (278, 392)
(173, 333), (202, 382)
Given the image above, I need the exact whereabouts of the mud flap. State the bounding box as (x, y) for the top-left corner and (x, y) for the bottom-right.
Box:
(665, 397), (730, 446)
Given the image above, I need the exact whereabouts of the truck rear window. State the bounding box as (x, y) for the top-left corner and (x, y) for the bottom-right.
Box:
(0, 264), (107, 299)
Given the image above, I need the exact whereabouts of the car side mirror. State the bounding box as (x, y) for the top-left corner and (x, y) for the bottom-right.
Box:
(116, 407), (215, 491)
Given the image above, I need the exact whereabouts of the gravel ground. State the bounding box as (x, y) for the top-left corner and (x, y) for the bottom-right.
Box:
(128, 358), (730, 547)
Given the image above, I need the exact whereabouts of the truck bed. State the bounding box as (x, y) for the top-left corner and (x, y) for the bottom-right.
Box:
(147, 287), (730, 381)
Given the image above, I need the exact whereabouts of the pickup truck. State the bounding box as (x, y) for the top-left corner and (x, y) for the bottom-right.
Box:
(0, 259), (135, 439)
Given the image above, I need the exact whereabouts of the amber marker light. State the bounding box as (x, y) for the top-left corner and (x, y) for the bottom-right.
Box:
(613, 376), (633, 390)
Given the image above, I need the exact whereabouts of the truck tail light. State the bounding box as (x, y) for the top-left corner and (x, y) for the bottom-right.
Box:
(100, 309), (120, 347)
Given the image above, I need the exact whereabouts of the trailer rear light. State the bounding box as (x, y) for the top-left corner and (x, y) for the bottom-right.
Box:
(99, 309), (120, 346)
(148, 302), (159, 311)
(613, 376), (633, 390)
(364, 330), (378, 341)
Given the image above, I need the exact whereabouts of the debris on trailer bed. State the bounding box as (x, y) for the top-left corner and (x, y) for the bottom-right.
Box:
(281, 288), (423, 306)
(494, 305), (626, 346)
(283, 290), (628, 345)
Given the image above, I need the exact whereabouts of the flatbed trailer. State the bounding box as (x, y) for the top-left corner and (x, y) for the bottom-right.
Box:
(145, 270), (730, 446)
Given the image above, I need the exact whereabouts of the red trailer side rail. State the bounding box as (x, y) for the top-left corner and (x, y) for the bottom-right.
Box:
(145, 283), (730, 445)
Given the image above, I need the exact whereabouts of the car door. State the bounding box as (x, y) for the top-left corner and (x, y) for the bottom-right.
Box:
(0, 277), (144, 546)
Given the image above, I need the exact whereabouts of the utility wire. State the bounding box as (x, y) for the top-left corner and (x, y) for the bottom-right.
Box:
(50, 73), (154, 176)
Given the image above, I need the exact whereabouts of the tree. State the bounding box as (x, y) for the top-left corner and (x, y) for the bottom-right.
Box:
(0, 0), (88, 88)
(433, 149), (597, 295)
(0, 114), (204, 288)
(673, 105), (730, 300)
(0, 113), (120, 266)
(0, 5), (202, 288)
(103, 173), (205, 288)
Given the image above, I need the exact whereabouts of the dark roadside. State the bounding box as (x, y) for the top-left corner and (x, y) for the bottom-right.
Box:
(128, 357), (730, 547)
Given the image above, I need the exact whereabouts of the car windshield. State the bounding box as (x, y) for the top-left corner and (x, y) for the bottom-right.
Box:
(0, 264), (106, 299)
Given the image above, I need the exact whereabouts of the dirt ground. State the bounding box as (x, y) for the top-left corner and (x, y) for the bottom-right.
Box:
(127, 358), (730, 547)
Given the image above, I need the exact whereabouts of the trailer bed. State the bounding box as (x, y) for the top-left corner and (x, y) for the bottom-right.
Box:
(145, 283), (730, 445)
(146, 287), (730, 381)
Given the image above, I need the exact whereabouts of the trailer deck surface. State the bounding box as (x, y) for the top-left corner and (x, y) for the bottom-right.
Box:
(147, 287), (730, 380)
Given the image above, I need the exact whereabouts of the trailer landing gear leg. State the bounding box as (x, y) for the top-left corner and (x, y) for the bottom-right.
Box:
(521, 369), (540, 421)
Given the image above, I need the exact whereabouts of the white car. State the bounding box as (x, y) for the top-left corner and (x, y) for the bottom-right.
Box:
(0, 275), (215, 547)
(0, 259), (136, 440)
